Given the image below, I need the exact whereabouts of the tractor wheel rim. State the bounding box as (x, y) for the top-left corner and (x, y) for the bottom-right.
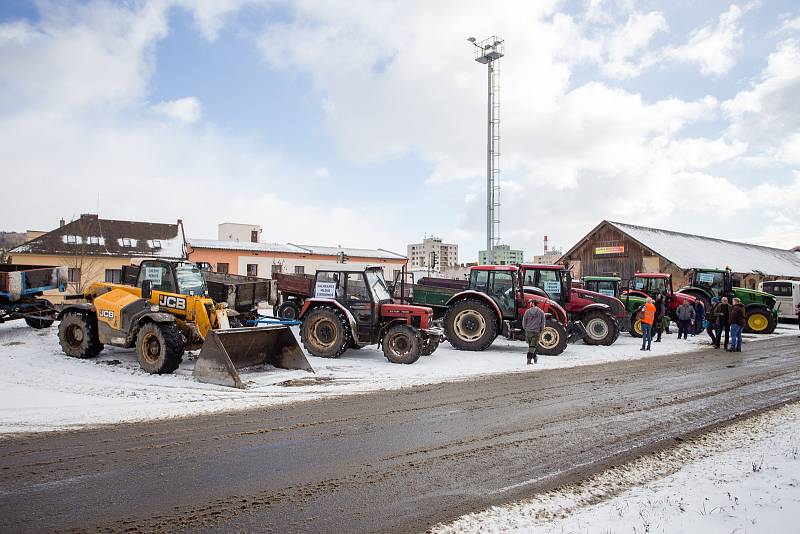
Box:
(390, 334), (411, 355)
(539, 327), (559, 349)
(748, 314), (767, 331)
(453, 310), (486, 342)
(633, 320), (642, 335)
(586, 318), (609, 339)
(67, 324), (84, 345)
(142, 333), (161, 365)
(311, 318), (337, 348)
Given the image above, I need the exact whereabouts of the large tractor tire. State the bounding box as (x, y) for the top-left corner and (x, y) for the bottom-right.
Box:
(58, 311), (104, 359)
(443, 299), (498, 351)
(629, 312), (643, 338)
(300, 306), (351, 358)
(581, 311), (618, 345)
(25, 316), (54, 329)
(537, 318), (568, 356)
(745, 307), (777, 334)
(277, 300), (301, 320)
(135, 322), (184, 374)
(383, 324), (422, 364)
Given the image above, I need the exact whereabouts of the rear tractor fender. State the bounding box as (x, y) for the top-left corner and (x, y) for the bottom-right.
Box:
(57, 303), (95, 319)
(579, 302), (611, 318)
(299, 298), (359, 338)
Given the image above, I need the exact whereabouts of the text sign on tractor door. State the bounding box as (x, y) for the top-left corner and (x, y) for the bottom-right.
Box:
(314, 282), (337, 298)
(594, 245), (625, 256)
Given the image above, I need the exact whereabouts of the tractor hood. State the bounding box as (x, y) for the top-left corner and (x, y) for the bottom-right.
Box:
(734, 287), (776, 307)
(573, 288), (625, 318)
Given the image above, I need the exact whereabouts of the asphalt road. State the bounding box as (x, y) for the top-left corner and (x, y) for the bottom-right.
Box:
(1, 336), (799, 533)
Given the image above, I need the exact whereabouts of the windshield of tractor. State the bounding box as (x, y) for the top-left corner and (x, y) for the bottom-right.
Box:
(175, 263), (206, 296)
(538, 270), (563, 298)
(366, 270), (392, 302)
(592, 280), (618, 297)
(694, 271), (725, 297)
(633, 276), (667, 296)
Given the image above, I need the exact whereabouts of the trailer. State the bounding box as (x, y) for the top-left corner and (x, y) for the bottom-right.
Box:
(273, 272), (315, 319)
(0, 265), (67, 328)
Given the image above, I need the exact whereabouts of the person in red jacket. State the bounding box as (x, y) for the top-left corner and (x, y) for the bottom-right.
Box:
(639, 297), (656, 351)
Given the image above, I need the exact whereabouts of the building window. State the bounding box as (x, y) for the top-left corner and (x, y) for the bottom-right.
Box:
(247, 264), (258, 276)
(151, 239), (161, 249)
(217, 263), (229, 274)
(104, 269), (122, 284)
(251, 230), (259, 243)
(88, 236), (101, 245)
(271, 264), (282, 275)
(294, 265), (305, 274)
(122, 238), (132, 247)
(66, 235), (78, 244)
(68, 268), (81, 283)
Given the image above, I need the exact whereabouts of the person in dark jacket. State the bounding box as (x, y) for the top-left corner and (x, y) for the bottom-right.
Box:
(653, 292), (666, 342)
(716, 297), (731, 349)
(706, 296), (720, 346)
(522, 300), (545, 364)
(692, 300), (705, 336)
(728, 298), (746, 352)
(676, 301), (694, 339)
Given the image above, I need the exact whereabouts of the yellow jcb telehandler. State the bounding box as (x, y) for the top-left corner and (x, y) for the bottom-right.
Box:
(57, 259), (312, 388)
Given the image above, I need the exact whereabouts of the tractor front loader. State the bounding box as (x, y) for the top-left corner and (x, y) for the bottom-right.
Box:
(57, 259), (312, 388)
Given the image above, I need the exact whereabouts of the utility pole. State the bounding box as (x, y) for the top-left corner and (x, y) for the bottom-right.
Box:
(468, 36), (504, 265)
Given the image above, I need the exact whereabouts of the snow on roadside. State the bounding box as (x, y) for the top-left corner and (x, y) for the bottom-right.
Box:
(434, 402), (800, 534)
(0, 321), (796, 434)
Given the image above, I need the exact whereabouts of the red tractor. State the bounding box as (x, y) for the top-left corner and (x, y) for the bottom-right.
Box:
(519, 264), (624, 345)
(621, 272), (696, 336)
(298, 267), (443, 364)
(443, 265), (576, 356)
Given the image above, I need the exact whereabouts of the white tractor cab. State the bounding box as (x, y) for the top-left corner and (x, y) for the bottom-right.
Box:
(759, 280), (800, 320)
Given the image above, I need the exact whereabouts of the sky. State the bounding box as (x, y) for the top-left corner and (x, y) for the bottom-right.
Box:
(1, 0), (799, 262)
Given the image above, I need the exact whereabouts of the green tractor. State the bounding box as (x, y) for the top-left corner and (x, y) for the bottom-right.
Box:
(677, 268), (778, 334)
(583, 275), (648, 336)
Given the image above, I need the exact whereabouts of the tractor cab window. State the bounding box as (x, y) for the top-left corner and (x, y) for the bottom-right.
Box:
(594, 280), (618, 297)
(175, 263), (206, 296)
(489, 271), (516, 317)
(366, 270), (391, 302)
(647, 277), (667, 296)
(315, 271), (344, 299)
(470, 270), (489, 292)
(695, 271), (725, 297)
(345, 273), (369, 302)
(138, 261), (176, 293)
(537, 269), (562, 299)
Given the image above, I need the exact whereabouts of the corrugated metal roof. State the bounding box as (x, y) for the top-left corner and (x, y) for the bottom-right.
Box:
(187, 239), (308, 254)
(188, 239), (407, 260)
(608, 221), (800, 277)
(291, 244), (407, 260)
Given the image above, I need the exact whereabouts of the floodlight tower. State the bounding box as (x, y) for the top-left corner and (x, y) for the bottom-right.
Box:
(468, 35), (504, 264)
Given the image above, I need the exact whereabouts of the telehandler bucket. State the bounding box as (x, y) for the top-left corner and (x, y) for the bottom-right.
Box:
(193, 325), (313, 389)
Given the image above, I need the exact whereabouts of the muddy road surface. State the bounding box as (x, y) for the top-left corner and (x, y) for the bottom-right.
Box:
(1, 336), (799, 533)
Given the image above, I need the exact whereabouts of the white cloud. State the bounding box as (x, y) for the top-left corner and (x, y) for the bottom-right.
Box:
(601, 10), (669, 78)
(776, 15), (800, 33)
(173, 0), (261, 41)
(663, 4), (746, 76)
(150, 96), (202, 123)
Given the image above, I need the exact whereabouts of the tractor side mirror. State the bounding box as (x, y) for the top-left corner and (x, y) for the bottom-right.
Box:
(141, 280), (152, 300)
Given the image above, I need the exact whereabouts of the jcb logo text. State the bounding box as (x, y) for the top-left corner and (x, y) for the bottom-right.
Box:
(158, 295), (187, 310)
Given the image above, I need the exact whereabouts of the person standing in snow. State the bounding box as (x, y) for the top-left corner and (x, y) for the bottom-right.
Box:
(729, 298), (746, 352)
(653, 292), (668, 342)
(717, 297), (731, 350)
(676, 300), (694, 340)
(693, 300), (705, 336)
(706, 297), (720, 346)
(639, 297), (656, 351)
(522, 300), (545, 365)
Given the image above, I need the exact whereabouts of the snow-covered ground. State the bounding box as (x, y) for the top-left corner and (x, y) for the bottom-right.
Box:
(0, 320), (796, 433)
(435, 401), (800, 534)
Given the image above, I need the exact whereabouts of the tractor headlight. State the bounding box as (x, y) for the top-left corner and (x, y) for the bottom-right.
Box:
(150, 305), (159, 312)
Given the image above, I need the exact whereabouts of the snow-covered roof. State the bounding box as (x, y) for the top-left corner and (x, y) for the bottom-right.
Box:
(187, 239), (307, 254)
(187, 239), (407, 260)
(10, 214), (186, 259)
(291, 244), (407, 260)
(607, 221), (800, 277)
